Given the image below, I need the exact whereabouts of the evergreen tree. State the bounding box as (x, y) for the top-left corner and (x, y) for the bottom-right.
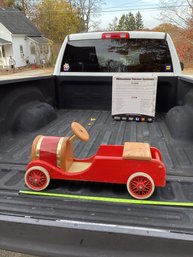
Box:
(125, 12), (136, 30)
(117, 14), (127, 30)
(108, 11), (144, 31)
(135, 11), (144, 30)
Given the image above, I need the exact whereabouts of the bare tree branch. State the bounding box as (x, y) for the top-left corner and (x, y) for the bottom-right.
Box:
(160, 0), (193, 27)
(69, 0), (104, 31)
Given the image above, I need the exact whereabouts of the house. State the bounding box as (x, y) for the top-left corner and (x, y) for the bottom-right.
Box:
(0, 8), (51, 68)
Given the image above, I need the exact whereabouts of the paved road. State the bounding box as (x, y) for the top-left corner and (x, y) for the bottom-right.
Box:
(0, 68), (53, 80)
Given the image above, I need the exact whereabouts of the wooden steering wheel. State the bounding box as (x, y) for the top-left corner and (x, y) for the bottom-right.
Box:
(71, 122), (90, 142)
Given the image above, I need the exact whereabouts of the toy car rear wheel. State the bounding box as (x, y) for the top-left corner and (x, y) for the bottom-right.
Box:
(127, 172), (155, 199)
(25, 166), (50, 191)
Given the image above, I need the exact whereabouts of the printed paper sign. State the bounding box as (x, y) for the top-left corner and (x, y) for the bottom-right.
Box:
(112, 75), (158, 117)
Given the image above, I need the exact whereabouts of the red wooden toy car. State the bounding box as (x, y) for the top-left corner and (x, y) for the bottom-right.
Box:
(25, 122), (166, 199)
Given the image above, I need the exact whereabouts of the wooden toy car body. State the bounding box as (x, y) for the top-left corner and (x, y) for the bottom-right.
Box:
(25, 123), (166, 199)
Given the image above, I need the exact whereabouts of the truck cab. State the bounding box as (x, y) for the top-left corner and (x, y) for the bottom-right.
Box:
(54, 31), (182, 76)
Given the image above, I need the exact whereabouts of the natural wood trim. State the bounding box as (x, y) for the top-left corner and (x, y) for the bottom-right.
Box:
(36, 136), (44, 159)
(69, 134), (77, 143)
(123, 142), (152, 160)
(31, 135), (42, 160)
(57, 137), (65, 168)
(68, 162), (92, 173)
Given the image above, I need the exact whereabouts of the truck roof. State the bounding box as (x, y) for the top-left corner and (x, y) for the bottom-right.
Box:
(69, 31), (166, 41)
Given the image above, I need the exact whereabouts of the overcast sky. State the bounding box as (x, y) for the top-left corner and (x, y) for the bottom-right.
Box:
(95, 0), (162, 29)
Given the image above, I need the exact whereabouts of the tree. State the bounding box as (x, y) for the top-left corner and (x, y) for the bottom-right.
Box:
(153, 23), (183, 56)
(4, 0), (37, 18)
(108, 17), (118, 31)
(69, 0), (104, 31)
(117, 14), (127, 30)
(4, 0), (15, 7)
(135, 11), (144, 30)
(108, 11), (144, 31)
(125, 12), (136, 30)
(35, 0), (81, 43)
(159, 0), (193, 28)
(153, 22), (193, 65)
(153, 23), (182, 37)
(117, 13), (136, 30)
(159, 0), (193, 66)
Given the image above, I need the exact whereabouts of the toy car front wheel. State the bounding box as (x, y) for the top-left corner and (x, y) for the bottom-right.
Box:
(127, 172), (155, 199)
(25, 166), (50, 191)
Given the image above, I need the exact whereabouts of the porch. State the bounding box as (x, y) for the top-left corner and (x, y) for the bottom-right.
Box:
(0, 38), (12, 69)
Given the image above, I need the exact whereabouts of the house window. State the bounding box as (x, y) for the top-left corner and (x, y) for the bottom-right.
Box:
(20, 45), (23, 53)
(20, 45), (24, 58)
(40, 45), (43, 54)
(30, 46), (35, 55)
(44, 45), (49, 54)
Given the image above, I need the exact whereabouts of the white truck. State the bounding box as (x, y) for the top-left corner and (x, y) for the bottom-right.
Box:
(0, 31), (193, 257)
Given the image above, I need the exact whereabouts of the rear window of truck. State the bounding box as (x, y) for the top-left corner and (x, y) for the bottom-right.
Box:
(61, 38), (173, 73)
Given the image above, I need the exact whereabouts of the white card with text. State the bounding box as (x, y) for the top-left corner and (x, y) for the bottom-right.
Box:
(112, 75), (158, 117)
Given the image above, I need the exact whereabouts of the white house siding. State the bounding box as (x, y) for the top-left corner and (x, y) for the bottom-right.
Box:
(0, 23), (12, 41)
(0, 24), (51, 68)
(12, 35), (28, 67)
(0, 23), (12, 66)
(26, 38), (36, 64)
(2, 45), (12, 66)
(27, 38), (51, 65)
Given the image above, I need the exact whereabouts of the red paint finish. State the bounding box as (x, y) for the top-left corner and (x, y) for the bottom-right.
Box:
(25, 169), (48, 191)
(39, 137), (61, 167)
(129, 174), (154, 198)
(26, 144), (166, 187)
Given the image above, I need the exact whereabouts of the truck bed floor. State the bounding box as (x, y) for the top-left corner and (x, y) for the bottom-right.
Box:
(0, 110), (193, 234)
(0, 109), (192, 177)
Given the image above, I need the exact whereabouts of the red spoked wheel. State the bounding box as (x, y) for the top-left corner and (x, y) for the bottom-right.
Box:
(25, 166), (50, 191)
(127, 172), (155, 199)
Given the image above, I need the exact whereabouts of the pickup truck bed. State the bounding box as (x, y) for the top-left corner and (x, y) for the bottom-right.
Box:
(1, 109), (193, 176)
(1, 76), (193, 256)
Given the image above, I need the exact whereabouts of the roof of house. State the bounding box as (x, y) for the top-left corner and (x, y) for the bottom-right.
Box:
(28, 36), (49, 44)
(0, 8), (42, 36)
(0, 37), (11, 45)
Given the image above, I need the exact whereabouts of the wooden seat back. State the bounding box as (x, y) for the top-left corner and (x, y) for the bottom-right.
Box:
(59, 137), (74, 171)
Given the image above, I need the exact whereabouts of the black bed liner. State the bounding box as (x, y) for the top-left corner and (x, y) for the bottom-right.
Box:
(0, 109), (193, 230)
(0, 105), (193, 256)
(1, 109), (193, 175)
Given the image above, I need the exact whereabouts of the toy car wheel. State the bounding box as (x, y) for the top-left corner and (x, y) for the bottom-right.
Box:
(25, 166), (50, 191)
(127, 172), (155, 199)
